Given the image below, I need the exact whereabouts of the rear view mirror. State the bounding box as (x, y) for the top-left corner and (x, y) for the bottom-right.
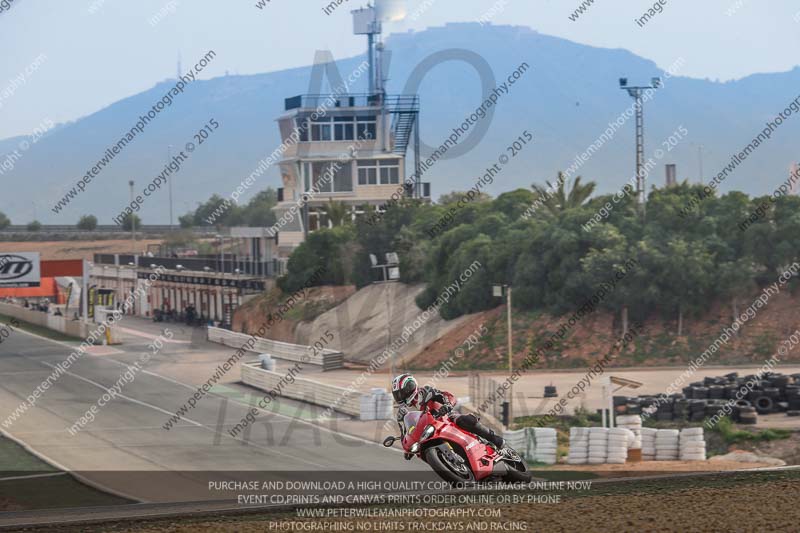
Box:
(383, 436), (396, 447)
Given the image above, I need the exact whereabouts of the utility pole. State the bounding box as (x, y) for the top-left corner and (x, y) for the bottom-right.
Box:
(386, 282), (393, 377)
(370, 253), (400, 377)
(506, 285), (513, 425)
(493, 284), (514, 428)
(129, 180), (136, 250)
(619, 77), (661, 219)
(698, 144), (705, 184)
(167, 145), (174, 230)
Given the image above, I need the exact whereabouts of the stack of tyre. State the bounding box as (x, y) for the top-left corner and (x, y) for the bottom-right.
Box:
(640, 427), (657, 460)
(787, 385), (800, 414)
(606, 428), (630, 464)
(655, 429), (680, 461)
(613, 395), (642, 417)
(616, 415), (643, 450)
(532, 428), (558, 465)
(738, 404), (758, 424)
(567, 427), (590, 465)
(688, 399), (707, 422)
(679, 427), (706, 461)
(587, 427), (608, 464)
(654, 395), (676, 422)
(617, 371), (800, 424)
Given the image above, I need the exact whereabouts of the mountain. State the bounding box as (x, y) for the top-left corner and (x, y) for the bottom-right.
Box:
(2, 22), (800, 224)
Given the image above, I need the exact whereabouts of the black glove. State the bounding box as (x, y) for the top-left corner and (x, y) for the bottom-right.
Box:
(420, 387), (434, 405)
(433, 404), (452, 418)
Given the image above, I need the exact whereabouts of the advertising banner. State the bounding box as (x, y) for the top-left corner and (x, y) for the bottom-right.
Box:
(0, 252), (41, 288)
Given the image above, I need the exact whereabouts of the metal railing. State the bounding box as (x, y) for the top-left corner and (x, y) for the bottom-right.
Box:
(2, 225), (218, 235)
(93, 254), (284, 277)
(284, 93), (419, 113)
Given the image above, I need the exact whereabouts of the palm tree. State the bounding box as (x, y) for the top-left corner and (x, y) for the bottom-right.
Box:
(325, 200), (351, 227)
(531, 173), (596, 215)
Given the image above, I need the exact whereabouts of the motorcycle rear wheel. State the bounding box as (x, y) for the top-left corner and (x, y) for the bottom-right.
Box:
(424, 445), (475, 484)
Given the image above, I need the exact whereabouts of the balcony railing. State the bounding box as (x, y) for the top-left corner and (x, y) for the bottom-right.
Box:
(93, 254), (284, 278)
(285, 93), (419, 113)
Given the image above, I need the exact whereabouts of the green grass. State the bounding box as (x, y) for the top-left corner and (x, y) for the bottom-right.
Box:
(0, 437), (131, 510)
(710, 416), (793, 444)
(0, 313), (80, 343)
(0, 436), (57, 472)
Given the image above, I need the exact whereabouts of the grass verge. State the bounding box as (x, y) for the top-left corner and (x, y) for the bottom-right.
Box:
(709, 416), (792, 444)
(0, 437), (130, 511)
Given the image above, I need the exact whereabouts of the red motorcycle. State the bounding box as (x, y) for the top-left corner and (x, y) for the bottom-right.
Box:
(383, 406), (531, 484)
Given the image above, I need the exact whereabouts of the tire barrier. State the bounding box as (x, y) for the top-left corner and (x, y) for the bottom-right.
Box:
(501, 427), (557, 464)
(655, 429), (679, 461)
(587, 427), (608, 464)
(567, 427), (589, 465)
(502, 429), (530, 461)
(641, 427), (657, 461)
(615, 372), (800, 425)
(616, 414), (643, 450)
(567, 422), (706, 465)
(532, 428), (558, 465)
(606, 428), (630, 464)
(679, 427), (706, 461)
(359, 388), (394, 421)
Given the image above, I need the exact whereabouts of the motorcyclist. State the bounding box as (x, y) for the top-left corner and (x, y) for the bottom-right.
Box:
(391, 373), (506, 451)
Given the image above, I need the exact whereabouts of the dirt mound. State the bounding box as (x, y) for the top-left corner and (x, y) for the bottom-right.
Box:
(294, 283), (470, 366)
(233, 285), (356, 344)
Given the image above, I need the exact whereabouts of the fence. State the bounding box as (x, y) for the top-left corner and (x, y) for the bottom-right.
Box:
(2, 225), (217, 235)
(207, 326), (344, 371)
(241, 362), (391, 419)
(468, 372), (504, 421)
(94, 254), (283, 277)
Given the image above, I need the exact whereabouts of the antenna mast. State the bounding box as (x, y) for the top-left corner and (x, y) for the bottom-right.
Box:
(352, 3), (382, 96)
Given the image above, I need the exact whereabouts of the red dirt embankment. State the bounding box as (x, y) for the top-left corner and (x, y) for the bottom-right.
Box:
(409, 286), (800, 370)
(232, 282), (800, 370)
(232, 285), (357, 344)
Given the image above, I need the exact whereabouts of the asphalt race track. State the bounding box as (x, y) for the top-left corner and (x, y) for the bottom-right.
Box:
(0, 326), (428, 505)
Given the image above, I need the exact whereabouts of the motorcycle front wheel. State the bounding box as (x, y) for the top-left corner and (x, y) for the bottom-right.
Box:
(501, 447), (532, 482)
(424, 445), (475, 484)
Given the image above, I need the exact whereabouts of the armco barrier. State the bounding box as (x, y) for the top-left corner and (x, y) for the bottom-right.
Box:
(0, 302), (90, 339)
(208, 327), (344, 371)
(242, 362), (385, 419)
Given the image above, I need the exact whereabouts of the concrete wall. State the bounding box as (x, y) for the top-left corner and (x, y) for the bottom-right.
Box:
(0, 302), (90, 339)
(208, 327), (344, 370)
(241, 362), (361, 417)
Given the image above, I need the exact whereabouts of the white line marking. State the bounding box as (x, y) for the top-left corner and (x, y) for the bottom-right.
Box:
(116, 326), (191, 343)
(0, 472), (67, 482)
(39, 360), (204, 428)
(9, 326), (384, 456)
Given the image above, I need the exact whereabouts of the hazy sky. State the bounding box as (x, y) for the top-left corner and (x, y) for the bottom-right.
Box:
(1, 0), (799, 139)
